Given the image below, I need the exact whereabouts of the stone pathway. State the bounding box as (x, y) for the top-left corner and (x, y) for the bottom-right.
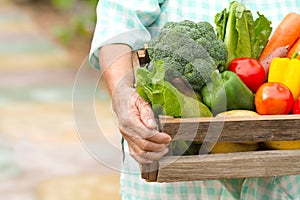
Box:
(0, 1), (121, 199)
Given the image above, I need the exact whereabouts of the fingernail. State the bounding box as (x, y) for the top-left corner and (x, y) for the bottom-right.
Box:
(164, 135), (172, 143)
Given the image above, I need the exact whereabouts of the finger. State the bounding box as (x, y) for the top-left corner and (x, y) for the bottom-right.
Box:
(128, 145), (152, 164)
(135, 95), (157, 129)
(119, 91), (171, 143)
(125, 133), (169, 152)
(120, 119), (171, 144)
(147, 131), (172, 144)
(128, 142), (169, 164)
(129, 140), (169, 161)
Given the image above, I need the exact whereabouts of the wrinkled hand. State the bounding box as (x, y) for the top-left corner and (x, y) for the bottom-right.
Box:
(112, 87), (171, 164)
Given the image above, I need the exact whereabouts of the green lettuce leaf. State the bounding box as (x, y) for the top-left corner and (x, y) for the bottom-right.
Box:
(223, 1), (240, 65)
(136, 60), (183, 117)
(215, 1), (272, 66)
(214, 8), (228, 41)
(135, 60), (212, 118)
(252, 12), (272, 59)
(235, 7), (253, 59)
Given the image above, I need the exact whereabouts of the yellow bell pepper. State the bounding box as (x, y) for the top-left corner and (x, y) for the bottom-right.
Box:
(268, 53), (300, 99)
(268, 58), (290, 83)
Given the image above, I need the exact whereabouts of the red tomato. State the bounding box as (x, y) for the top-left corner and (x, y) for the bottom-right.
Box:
(255, 82), (294, 115)
(292, 97), (300, 114)
(229, 58), (265, 93)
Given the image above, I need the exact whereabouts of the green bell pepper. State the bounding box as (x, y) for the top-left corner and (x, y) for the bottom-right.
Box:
(201, 70), (255, 115)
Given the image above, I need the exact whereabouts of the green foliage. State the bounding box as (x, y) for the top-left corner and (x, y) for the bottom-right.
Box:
(214, 1), (272, 65)
(50, 0), (75, 10)
(50, 0), (97, 11)
(49, 0), (98, 45)
(136, 60), (212, 118)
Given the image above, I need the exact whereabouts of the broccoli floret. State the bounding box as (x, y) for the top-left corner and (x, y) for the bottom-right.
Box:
(147, 30), (216, 90)
(195, 21), (217, 40)
(184, 58), (216, 92)
(196, 37), (228, 71)
(147, 20), (228, 92)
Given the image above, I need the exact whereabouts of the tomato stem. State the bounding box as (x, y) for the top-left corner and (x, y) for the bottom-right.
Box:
(291, 51), (300, 59)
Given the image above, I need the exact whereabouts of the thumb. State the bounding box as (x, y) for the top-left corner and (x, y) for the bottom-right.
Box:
(137, 97), (157, 129)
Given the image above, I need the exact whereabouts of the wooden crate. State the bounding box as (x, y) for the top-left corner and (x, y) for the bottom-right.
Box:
(133, 50), (300, 182)
(141, 115), (300, 182)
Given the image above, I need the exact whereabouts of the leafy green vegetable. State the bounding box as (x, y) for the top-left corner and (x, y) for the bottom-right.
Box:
(252, 12), (274, 59)
(147, 20), (228, 92)
(214, 1), (272, 66)
(135, 60), (212, 156)
(135, 60), (212, 118)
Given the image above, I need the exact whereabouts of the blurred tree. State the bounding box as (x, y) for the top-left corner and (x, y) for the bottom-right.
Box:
(48, 0), (98, 45)
(50, 0), (75, 10)
(13, 0), (98, 45)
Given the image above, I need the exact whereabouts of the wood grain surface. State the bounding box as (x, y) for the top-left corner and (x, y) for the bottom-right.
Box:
(157, 149), (300, 182)
(159, 115), (300, 142)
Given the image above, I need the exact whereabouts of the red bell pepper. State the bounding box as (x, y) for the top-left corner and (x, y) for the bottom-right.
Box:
(229, 58), (265, 93)
(293, 96), (300, 114)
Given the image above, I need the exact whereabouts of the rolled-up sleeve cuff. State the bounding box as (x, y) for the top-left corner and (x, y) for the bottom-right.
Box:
(89, 28), (151, 70)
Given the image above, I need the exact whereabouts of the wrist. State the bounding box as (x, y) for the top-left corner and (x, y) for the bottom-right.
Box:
(111, 86), (136, 117)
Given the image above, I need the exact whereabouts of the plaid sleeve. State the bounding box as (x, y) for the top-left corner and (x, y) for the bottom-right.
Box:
(89, 0), (163, 70)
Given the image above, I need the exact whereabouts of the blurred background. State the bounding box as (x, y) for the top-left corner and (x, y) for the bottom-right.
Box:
(0, 0), (122, 199)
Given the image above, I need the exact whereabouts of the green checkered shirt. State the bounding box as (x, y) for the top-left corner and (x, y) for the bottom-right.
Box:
(89, 0), (300, 199)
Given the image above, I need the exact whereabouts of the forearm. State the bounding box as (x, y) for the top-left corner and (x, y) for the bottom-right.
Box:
(98, 44), (170, 164)
(99, 44), (134, 96)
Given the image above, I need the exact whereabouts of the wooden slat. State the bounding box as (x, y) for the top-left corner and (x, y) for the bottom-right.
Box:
(159, 115), (300, 142)
(141, 162), (159, 182)
(156, 149), (300, 182)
